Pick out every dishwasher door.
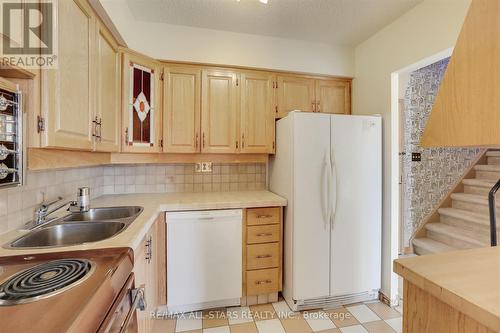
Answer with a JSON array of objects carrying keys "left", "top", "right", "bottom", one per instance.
[{"left": 166, "top": 209, "right": 242, "bottom": 313}]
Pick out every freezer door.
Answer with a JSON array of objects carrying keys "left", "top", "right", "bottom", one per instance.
[
  {"left": 329, "top": 115, "right": 382, "bottom": 296},
  {"left": 291, "top": 112, "right": 331, "bottom": 300}
]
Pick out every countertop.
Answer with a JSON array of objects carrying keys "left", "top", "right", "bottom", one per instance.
[
  {"left": 0, "top": 191, "right": 286, "bottom": 257},
  {"left": 394, "top": 247, "right": 500, "bottom": 331}
]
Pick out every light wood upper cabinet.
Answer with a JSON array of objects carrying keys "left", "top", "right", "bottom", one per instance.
[
  {"left": 201, "top": 69, "right": 239, "bottom": 153},
  {"left": 421, "top": 0, "right": 500, "bottom": 147},
  {"left": 276, "top": 75, "right": 352, "bottom": 118},
  {"left": 315, "top": 79, "right": 351, "bottom": 115},
  {"left": 41, "top": 0, "right": 95, "bottom": 150},
  {"left": 240, "top": 72, "right": 275, "bottom": 153},
  {"left": 163, "top": 67, "right": 201, "bottom": 153},
  {"left": 121, "top": 51, "right": 162, "bottom": 153},
  {"left": 95, "top": 22, "right": 120, "bottom": 152},
  {"left": 277, "top": 75, "right": 315, "bottom": 117}
]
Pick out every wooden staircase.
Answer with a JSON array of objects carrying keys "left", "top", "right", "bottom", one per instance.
[{"left": 412, "top": 150, "right": 500, "bottom": 255}]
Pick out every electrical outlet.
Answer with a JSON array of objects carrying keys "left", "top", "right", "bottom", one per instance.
[
  {"left": 195, "top": 162, "right": 213, "bottom": 173},
  {"left": 412, "top": 152, "right": 422, "bottom": 162}
]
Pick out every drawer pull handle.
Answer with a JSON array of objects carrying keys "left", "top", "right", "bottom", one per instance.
[
  {"left": 257, "top": 215, "right": 273, "bottom": 219},
  {"left": 256, "top": 233, "right": 273, "bottom": 237},
  {"left": 256, "top": 254, "right": 272, "bottom": 259},
  {"left": 255, "top": 279, "right": 272, "bottom": 285}
]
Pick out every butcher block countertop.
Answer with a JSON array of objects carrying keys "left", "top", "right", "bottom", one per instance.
[
  {"left": 0, "top": 191, "right": 286, "bottom": 257},
  {"left": 394, "top": 247, "right": 500, "bottom": 332}
]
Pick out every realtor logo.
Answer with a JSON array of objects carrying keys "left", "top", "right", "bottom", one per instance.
[{"left": 1, "top": 0, "right": 58, "bottom": 68}]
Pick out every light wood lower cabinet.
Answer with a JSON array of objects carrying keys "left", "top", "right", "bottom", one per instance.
[
  {"left": 243, "top": 207, "right": 283, "bottom": 297},
  {"left": 133, "top": 214, "right": 166, "bottom": 333}
]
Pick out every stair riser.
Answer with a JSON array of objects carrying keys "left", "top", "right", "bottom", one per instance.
[
  {"left": 440, "top": 215, "right": 490, "bottom": 233},
  {"left": 427, "top": 230, "right": 483, "bottom": 249},
  {"left": 451, "top": 200, "right": 500, "bottom": 216},
  {"left": 475, "top": 170, "right": 500, "bottom": 180},
  {"left": 463, "top": 185, "right": 490, "bottom": 195},
  {"left": 487, "top": 156, "right": 500, "bottom": 165},
  {"left": 413, "top": 245, "right": 432, "bottom": 256}
]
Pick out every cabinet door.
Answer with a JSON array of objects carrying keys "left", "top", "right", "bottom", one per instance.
[
  {"left": 41, "top": 0, "right": 95, "bottom": 150},
  {"left": 122, "top": 51, "right": 162, "bottom": 153},
  {"left": 95, "top": 23, "right": 120, "bottom": 152},
  {"left": 163, "top": 67, "right": 201, "bottom": 153},
  {"left": 240, "top": 72, "right": 275, "bottom": 153},
  {"left": 315, "top": 79, "right": 351, "bottom": 114},
  {"left": 201, "top": 70, "right": 239, "bottom": 153},
  {"left": 133, "top": 234, "right": 150, "bottom": 333},
  {"left": 276, "top": 75, "right": 315, "bottom": 118}
]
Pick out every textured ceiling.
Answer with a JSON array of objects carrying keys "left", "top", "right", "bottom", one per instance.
[{"left": 125, "top": 0, "right": 422, "bottom": 46}]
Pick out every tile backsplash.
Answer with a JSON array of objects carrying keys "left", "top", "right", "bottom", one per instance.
[
  {"left": 0, "top": 166, "right": 104, "bottom": 234},
  {"left": 101, "top": 163, "right": 267, "bottom": 195},
  {"left": 0, "top": 163, "right": 267, "bottom": 234}
]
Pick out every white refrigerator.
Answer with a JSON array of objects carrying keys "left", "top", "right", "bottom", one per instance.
[{"left": 269, "top": 111, "right": 382, "bottom": 311}]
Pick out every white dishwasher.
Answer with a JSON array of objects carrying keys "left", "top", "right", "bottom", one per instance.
[{"left": 166, "top": 209, "right": 242, "bottom": 313}]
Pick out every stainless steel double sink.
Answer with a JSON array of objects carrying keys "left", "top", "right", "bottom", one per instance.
[{"left": 6, "top": 206, "right": 143, "bottom": 249}]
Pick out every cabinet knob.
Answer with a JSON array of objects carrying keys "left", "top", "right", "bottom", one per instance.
[
  {"left": 312, "top": 102, "right": 316, "bottom": 112},
  {"left": 256, "top": 254, "right": 272, "bottom": 259},
  {"left": 195, "top": 133, "right": 199, "bottom": 149},
  {"left": 316, "top": 101, "right": 321, "bottom": 112},
  {"left": 256, "top": 233, "right": 273, "bottom": 237},
  {"left": 257, "top": 214, "right": 272, "bottom": 219}
]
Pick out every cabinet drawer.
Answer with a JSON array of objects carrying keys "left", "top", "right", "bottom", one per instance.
[
  {"left": 246, "top": 268, "right": 280, "bottom": 296},
  {"left": 247, "top": 243, "right": 280, "bottom": 270},
  {"left": 247, "top": 225, "right": 280, "bottom": 244},
  {"left": 246, "top": 207, "right": 280, "bottom": 226}
]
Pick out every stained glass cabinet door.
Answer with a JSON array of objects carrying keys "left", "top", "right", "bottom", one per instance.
[{"left": 121, "top": 51, "right": 161, "bottom": 153}]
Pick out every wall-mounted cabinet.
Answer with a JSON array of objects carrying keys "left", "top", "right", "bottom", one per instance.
[
  {"left": 38, "top": 0, "right": 121, "bottom": 152},
  {"left": 201, "top": 69, "right": 239, "bottom": 154},
  {"left": 240, "top": 71, "right": 275, "bottom": 154},
  {"left": 163, "top": 66, "right": 201, "bottom": 153},
  {"left": 95, "top": 22, "right": 120, "bottom": 152},
  {"left": 276, "top": 75, "right": 351, "bottom": 118},
  {"left": 162, "top": 66, "right": 275, "bottom": 155},
  {"left": 121, "top": 51, "right": 162, "bottom": 153},
  {"left": 41, "top": 0, "right": 95, "bottom": 150}
]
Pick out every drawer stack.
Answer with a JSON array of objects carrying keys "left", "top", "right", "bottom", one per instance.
[{"left": 244, "top": 207, "right": 282, "bottom": 297}]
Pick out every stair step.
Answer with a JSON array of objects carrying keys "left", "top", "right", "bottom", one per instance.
[
  {"left": 474, "top": 165, "right": 500, "bottom": 179},
  {"left": 425, "top": 223, "right": 489, "bottom": 249},
  {"left": 438, "top": 207, "right": 489, "bottom": 227},
  {"left": 475, "top": 164, "right": 500, "bottom": 172},
  {"left": 450, "top": 193, "right": 500, "bottom": 215},
  {"left": 462, "top": 178, "right": 496, "bottom": 188},
  {"left": 413, "top": 237, "right": 457, "bottom": 255},
  {"left": 463, "top": 178, "right": 496, "bottom": 195},
  {"left": 486, "top": 151, "right": 500, "bottom": 157}
]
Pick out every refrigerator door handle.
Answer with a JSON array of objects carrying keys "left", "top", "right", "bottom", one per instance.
[
  {"left": 322, "top": 151, "right": 331, "bottom": 228},
  {"left": 330, "top": 149, "right": 338, "bottom": 230}
]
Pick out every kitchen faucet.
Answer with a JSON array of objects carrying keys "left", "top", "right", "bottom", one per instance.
[{"left": 31, "top": 187, "right": 91, "bottom": 228}]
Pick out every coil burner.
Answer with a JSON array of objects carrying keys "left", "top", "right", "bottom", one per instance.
[{"left": 0, "top": 259, "right": 94, "bottom": 305}]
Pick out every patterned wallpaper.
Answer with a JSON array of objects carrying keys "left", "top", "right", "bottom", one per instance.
[{"left": 401, "top": 57, "right": 482, "bottom": 246}]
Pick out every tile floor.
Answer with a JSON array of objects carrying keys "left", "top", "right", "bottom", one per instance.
[{"left": 152, "top": 299, "right": 402, "bottom": 333}]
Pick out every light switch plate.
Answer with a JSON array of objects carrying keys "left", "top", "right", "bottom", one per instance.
[{"left": 195, "top": 162, "right": 213, "bottom": 173}]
